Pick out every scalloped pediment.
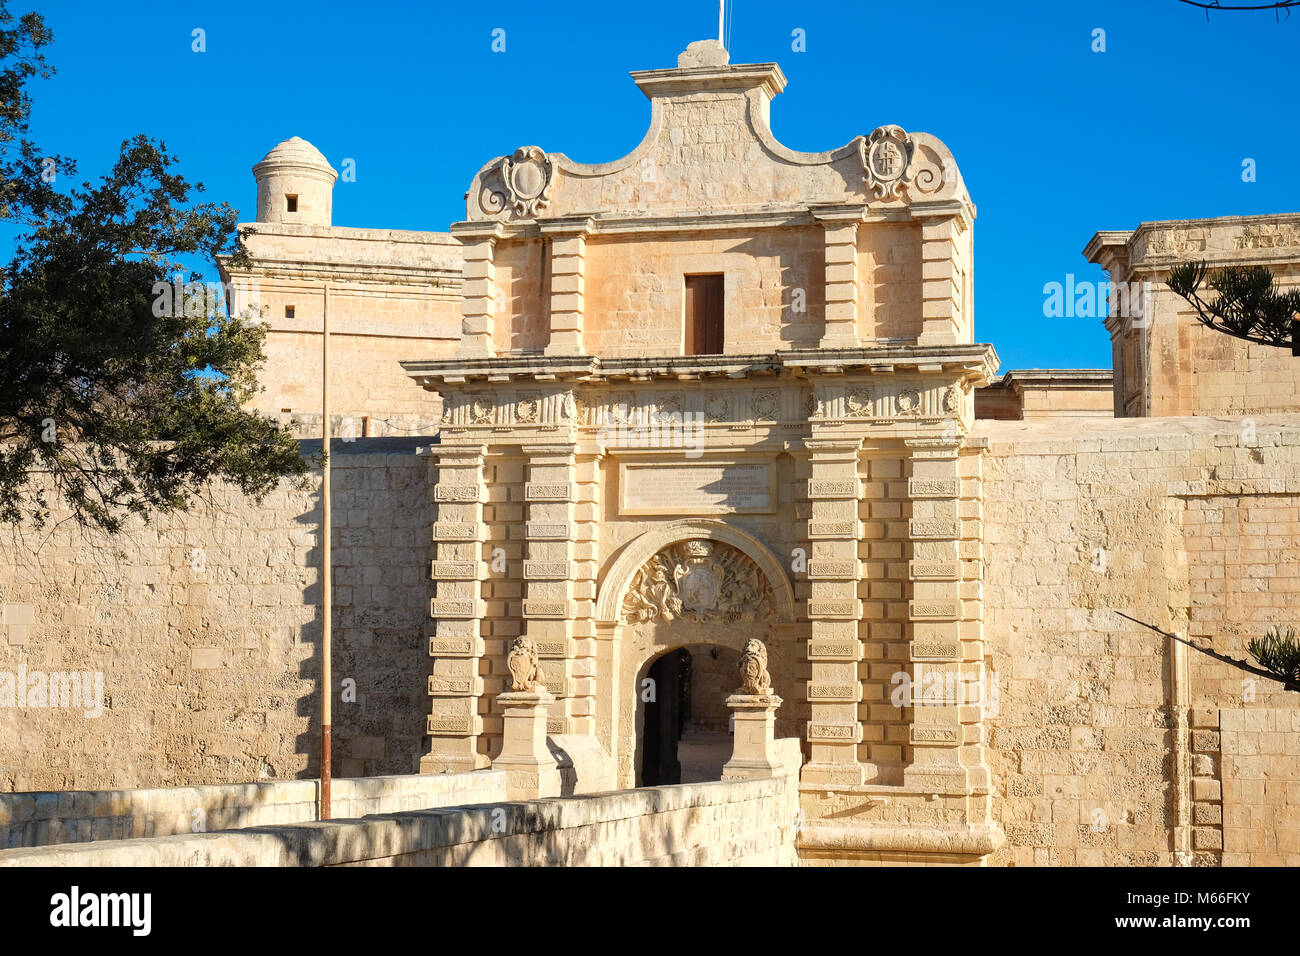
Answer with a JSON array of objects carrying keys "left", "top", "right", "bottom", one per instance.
[{"left": 464, "top": 41, "right": 970, "bottom": 224}]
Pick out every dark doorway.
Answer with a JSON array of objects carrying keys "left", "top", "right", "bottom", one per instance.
[{"left": 641, "top": 648, "right": 691, "bottom": 786}]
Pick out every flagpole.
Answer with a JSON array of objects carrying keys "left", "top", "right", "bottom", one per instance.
[{"left": 718, "top": 0, "right": 724, "bottom": 45}]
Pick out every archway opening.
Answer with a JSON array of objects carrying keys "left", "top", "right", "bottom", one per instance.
[{"left": 637, "top": 642, "right": 740, "bottom": 786}]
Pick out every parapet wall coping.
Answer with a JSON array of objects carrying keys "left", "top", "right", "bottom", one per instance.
[{"left": 0, "top": 771, "right": 792, "bottom": 867}]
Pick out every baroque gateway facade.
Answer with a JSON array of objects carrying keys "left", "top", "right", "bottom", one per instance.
[{"left": 3, "top": 40, "right": 1300, "bottom": 867}]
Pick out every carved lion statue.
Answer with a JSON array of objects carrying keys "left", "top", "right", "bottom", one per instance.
[
  {"left": 507, "top": 636, "right": 543, "bottom": 692},
  {"left": 737, "top": 638, "right": 771, "bottom": 695}
]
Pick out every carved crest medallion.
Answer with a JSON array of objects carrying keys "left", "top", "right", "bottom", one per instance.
[
  {"left": 654, "top": 393, "right": 683, "bottom": 423},
  {"left": 705, "top": 394, "right": 731, "bottom": 423},
  {"left": 846, "top": 387, "right": 874, "bottom": 417},
  {"left": 752, "top": 389, "right": 780, "bottom": 421},
  {"left": 862, "top": 126, "right": 915, "bottom": 201},
  {"left": 622, "top": 539, "right": 776, "bottom": 626},
  {"left": 501, "top": 146, "right": 554, "bottom": 218},
  {"left": 515, "top": 394, "right": 539, "bottom": 424}
]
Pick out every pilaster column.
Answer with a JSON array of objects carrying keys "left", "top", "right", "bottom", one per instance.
[
  {"left": 903, "top": 437, "right": 977, "bottom": 791},
  {"left": 813, "top": 206, "right": 866, "bottom": 349},
  {"left": 802, "top": 438, "right": 866, "bottom": 786},
  {"left": 594, "top": 619, "right": 622, "bottom": 781},
  {"left": 915, "top": 207, "right": 969, "bottom": 347},
  {"left": 422, "top": 444, "right": 491, "bottom": 773},
  {"left": 456, "top": 228, "right": 502, "bottom": 358},
  {"left": 571, "top": 450, "right": 602, "bottom": 735},
  {"left": 542, "top": 219, "right": 592, "bottom": 356},
  {"left": 520, "top": 445, "right": 582, "bottom": 738}
]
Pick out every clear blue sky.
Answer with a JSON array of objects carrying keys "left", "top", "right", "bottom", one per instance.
[{"left": 22, "top": 0, "right": 1300, "bottom": 370}]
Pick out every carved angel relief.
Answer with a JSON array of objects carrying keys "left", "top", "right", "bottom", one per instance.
[{"left": 622, "top": 540, "right": 776, "bottom": 626}]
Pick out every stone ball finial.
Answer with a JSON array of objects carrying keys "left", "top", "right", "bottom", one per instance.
[
  {"left": 737, "top": 638, "right": 772, "bottom": 695},
  {"left": 677, "top": 38, "right": 729, "bottom": 69}
]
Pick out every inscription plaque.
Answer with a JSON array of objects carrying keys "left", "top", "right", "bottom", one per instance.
[{"left": 620, "top": 461, "right": 775, "bottom": 515}]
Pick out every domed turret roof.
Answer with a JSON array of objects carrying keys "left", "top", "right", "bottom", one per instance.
[{"left": 253, "top": 136, "right": 336, "bottom": 177}]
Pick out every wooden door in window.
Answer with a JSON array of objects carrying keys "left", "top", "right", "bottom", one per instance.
[{"left": 684, "top": 274, "right": 724, "bottom": 355}]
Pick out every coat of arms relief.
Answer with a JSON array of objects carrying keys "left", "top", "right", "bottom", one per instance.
[{"left": 621, "top": 539, "right": 776, "bottom": 626}]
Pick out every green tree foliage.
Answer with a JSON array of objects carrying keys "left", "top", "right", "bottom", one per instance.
[
  {"left": 0, "top": 3, "right": 307, "bottom": 533},
  {"left": 1167, "top": 261, "right": 1300, "bottom": 353},
  {"left": 1249, "top": 625, "right": 1300, "bottom": 684}
]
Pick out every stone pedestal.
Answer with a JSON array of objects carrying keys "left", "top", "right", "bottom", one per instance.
[
  {"left": 494, "top": 690, "right": 561, "bottom": 800},
  {"left": 722, "top": 693, "right": 784, "bottom": 780}
]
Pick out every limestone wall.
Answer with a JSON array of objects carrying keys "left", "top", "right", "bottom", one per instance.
[
  {"left": 4, "top": 413, "right": 1299, "bottom": 867},
  {"left": 0, "top": 440, "right": 434, "bottom": 792},
  {"left": 0, "top": 772, "right": 797, "bottom": 867},
  {"left": 220, "top": 223, "right": 461, "bottom": 436},
  {"left": 857, "top": 222, "right": 923, "bottom": 341},
  {"left": 1087, "top": 214, "right": 1300, "bottom": 418},
  {"left": 581, "top": 229, "right": 827, "bottom": 356},
  {"left": 0, "top": 770, "right": 505, "bottom": 850},
  {"left": 978, "top": 414, "right": 1300, "bottom": 866},
  {"left": 1217, "top": 708, "right": 1300, "bottom": 865}
]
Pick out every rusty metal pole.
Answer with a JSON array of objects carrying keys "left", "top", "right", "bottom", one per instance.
[{"left": 321, "top": 283, "right": 333, "bottom": 820}]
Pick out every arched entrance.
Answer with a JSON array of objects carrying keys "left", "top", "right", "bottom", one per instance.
[
  {"left": 637, "top": 642, "right": 741, "bottom": 786},
  {"left": 594, "top": 520, "right": 797, "bottom": 789}
]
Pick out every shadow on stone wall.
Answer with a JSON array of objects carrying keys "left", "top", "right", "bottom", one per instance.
[{"left": 292, "top": 439, "right": 436, "bottom": 780}]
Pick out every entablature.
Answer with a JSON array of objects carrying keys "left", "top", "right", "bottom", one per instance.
[{"left": 403, "top": 344, "right": 998, "bottom": 390}]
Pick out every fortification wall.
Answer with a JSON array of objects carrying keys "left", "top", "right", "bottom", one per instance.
[
  {"left": 0, "top": 440, "right": 433, "bottom": 792},
  {"left": 979, "top": 414, "right": 1300, "bottom": 866},
  {"left": 3, "top": 417, "right": 1298, "bottom": 867}
]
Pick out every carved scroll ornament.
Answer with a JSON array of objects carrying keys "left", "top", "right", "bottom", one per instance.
[{"left": 621, "top": 539, "right": 776, "bottom": 626}]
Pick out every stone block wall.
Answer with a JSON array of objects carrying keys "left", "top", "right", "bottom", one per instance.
[
  {"left": 0, "top": 440, "right": 434, "bottom": 792},
  {"left": 857, "top": 221, "right": 923, "bottom": 342},
  {"left": 581, "top": 229, "right": 827, "bottom": 356},
  {"left": 0, "top": 770, "right": 797, "bottom": 867},
  {"left": 855, "top": 450, "right": 913, "bottom": 782},
  {"left": 224, "top": 223, "right": 463, "bottom": 436},
  {"left": 0, "top": 771, "right": 505, "bottom": 850},
  {"left": 251, "top": 329, "right": 449, "bottom": 437},
  {"left": 1217, "top": 707, "right": 1300, "bottom": 865},
  {"left": 979, "top": 414, "right": 1300, "bottom": 866},
  {"left": 1087, "top": 214, "right": 1300, "bottom": 418},
  {"left": 492, "top": 238, "right": 549, "bottom": 353}
]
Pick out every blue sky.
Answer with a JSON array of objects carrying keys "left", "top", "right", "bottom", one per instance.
[{"left": 21, "top": 0, "right": 1300, "bottom": 370}]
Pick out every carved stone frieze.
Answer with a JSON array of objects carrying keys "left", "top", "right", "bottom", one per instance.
[
  {"left": 621, "top": 539, "right": 776, "bottom": 625},
  {"left": 515, "top": 392, "right": 540, "bottom": 423},
  {"left": 846, "top": 387, "right": 873, "bottom": 417}
]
